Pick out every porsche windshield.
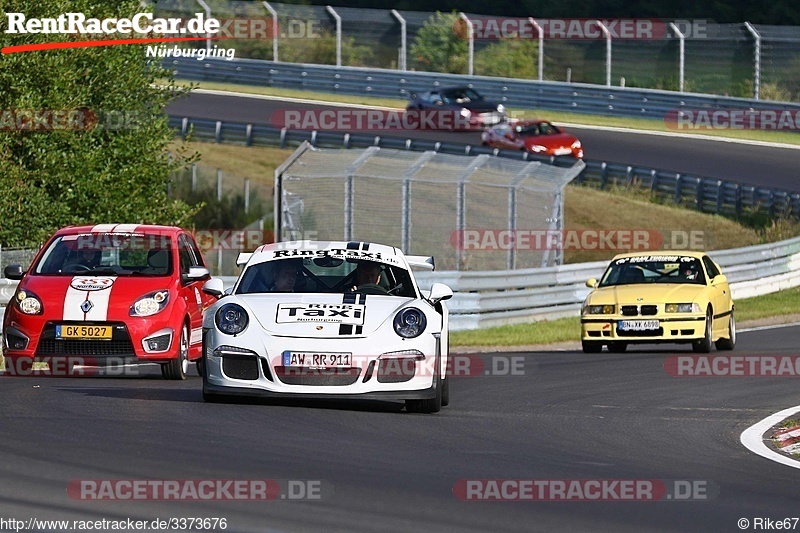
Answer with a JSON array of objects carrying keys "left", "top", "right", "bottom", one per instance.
[
  {"left": 236, "top": 257, "right": 417, "bottom": 297},
  {"left": 34, "top": 233, "right": 173, "bottom": 276},
  {"left": 599, "top": 256, "right": 706, "bottom": 286}
]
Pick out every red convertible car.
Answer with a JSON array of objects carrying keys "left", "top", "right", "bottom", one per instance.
[
  {"left": 2, "top": 224, "right": 217, "bottom": 379},
  {"left": 481, "top": 120, "right": 584, "bottom": 158}
]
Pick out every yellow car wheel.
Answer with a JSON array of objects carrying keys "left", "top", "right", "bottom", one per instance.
[
  {"left": 715, "top": 312, "right": 736, "bottom": 351},
  {"left": 582, "top": 340, "right": 603, "bottom": 353},
  {"left": 692, "top": 309, "right": 713, "bottom": 353}
]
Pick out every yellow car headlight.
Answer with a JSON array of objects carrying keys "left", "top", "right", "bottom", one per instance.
[
  {"left": 665, "top": 303, "right": 701, "bottom": 313},
  {"left": 585, "top": 304, "right": 615, "bottom": 315}
]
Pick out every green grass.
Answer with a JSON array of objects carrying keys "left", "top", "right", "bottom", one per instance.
[
  {"left": 181, "top": 79, "right": 800, "bottom": 146},
  {"left": 450, "top": 288, "right": 800, "bottom": 347},
  {"left": 450, "top": 316, "right": 581, "bottom": 347},
  {"left": 735, "top": 286, "right": 800, "bottom": 322}
]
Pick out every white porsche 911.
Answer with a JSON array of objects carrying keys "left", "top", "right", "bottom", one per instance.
[{"left": 200, "top": 241, "right": 454, "bottom": 413}]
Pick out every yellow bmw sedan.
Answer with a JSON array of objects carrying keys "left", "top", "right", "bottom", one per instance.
[{"left": 581, "top": 251, "right": 735, "bottom": 353}]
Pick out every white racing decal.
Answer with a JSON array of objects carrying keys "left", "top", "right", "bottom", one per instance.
[
  {"left": 113, "top": 224, "right": 140, "bottom": 233},
  {"left": 90, "top": 224, "right": 117, "bottom": 233},
  {"left": 190, "top": 327, "right": 203, "bottom": 345},
  {"left": 64, "top": 277, "right": 116, "bottom": 321},
  {"left": 276, "top": 303, "right": 365, "bottom": 325},
  {"left": 70, "top": 277, "right": 115, "bottom": 291}
]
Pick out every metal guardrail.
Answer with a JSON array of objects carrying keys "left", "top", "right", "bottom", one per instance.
[
  {"left": 167, "top": 57, "right": 800, "bottom": 120},
  {"left": 411, "top": 236, "right": 800, "bottom": 330},
  {"left": 169, "top": 115, "right": 800, "bottom": 220},
  {"left": 3, "top": 237, "right": 799, "bottom": 331}
]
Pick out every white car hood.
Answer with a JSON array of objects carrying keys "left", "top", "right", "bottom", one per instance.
[{"left": 237, "top": 293, "right": 416, "bottom": 338}]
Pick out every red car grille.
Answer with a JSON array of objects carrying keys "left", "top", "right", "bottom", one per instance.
[{"left": 35, "top": 322, "right": 135, "bottom": 356}]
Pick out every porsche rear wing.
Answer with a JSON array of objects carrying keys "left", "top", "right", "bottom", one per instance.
[
  {"left": 405, "top": 255, "right": 435, "bottom": 271},
  {"left": 236, "top": 252, "right": 252, "bottom": 266}
]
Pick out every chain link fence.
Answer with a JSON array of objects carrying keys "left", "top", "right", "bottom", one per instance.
[
  {"left": 168, "top": 161, "right": 273, "bottom": 275},
  {"left": 151, "top": 1, "right": 800, "bottom": 101},
  {"left": 276, "top": 143, "right": 584, "bottom": 271}
]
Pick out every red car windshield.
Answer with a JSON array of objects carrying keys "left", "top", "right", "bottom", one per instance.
[
  {"left": 516, "top": 123, "right": 559, "bottom": 136},
  {"left": 33, "top": 233, "right": 173, "bottom": 276}
]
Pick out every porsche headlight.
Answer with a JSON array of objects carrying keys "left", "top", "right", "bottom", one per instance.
[
  {"left": 529, "top": 144, "right": 547, "bottom": 152},
  {"left": 460, "top": 108, "right": 471, "bottom": 118},
  {"left": 665, "top": 303, "right": 701, "bottom": 313},
  {"left": 130, "top": 290, "right": 169, "bottom": 317},
  {"left": 16, "top": 290, "right": 42, "bottom": 315},
  {"left": 584, "top": 304, "right": 615, "bottom": 315},
  {"left": 215, "top": 303, "right": 249, "bottom": 335},
  {"left": 571, "top": 140, "right": 582, "bottom": 149},
  {"left": 393, "top": 307, "right": 427, "bottom": 339}
]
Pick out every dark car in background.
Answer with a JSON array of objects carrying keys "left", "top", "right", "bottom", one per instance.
[
  {"left": 481, "top": 119, "right": 584, "bottom": 158},
  {"left": 406, "top": 86, "right": 507, "bottom": 130}
]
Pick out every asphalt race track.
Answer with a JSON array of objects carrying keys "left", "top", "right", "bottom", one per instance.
[
  {"left": 2, "top": 325, "right": 798, "bottom": 532},
  {"left": 166, "top": 91, "right": 800, "bottom": 191}
]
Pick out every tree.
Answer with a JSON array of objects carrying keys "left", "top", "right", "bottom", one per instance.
[
  {"left": 0, "top": 0, "right": 198, "bottom": 247},
  {"left": 474, "top": 39, "right": 540, "bottom": 79},
  {"left": 409, "top": 11, "right": 467, "bottom": 74}
]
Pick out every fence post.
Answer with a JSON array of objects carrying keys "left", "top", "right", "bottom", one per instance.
[
  {"left": 400, "top": 152, "right": 435, "bottom": 254},
  {"left": 217, "top": 169, "right": 223, "bottom": 202},
  {"left": 596, "top": 21, "right": 612, "bottom": 86},
  {"left": 455, "top": 155, "right": 489, "bottom": 270},
  {"left": 262, "top": 2, "right": 279, "bottom": 62},
  {"left": 326, "top": 6, "right": 342, "bottom": 67},
  {"left": 459, "top": 13, "right": 474, "bottom": 76},
  {"left": 244, "top": 178, "right": 250, "bottom": 214},
  {"left": 195, "top": 0, "right": 212, "bottom": 53},
  {"left": 669, "top": 22, "right": 685, "bottom": 92},
  {"left": 695, "top": 178, "right": 704, "bottom": 211},
  {"left": 744, "top": 22, "right": 761, "bottom": 100},
  {"left": 391, "top": 10, "right": 407, "bottom": 71},
  {"left": 529, "top": 18, "right": 544, "bottom": 81},
  {"left": 343, "top": 147, "right": 379, "bottom": 241}
]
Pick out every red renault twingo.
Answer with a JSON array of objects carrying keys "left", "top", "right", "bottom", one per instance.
[{"left": 2, "top": 224, "right": 217, "bottom": 379}]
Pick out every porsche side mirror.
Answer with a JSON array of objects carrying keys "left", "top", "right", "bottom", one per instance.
[
  {"left": 428, "top": 283, "right": 453, "bottom": 305},
  {"left": 586, "top": 278, "right": 598, "bottom": 288},
  {"left": 711, "top": 274, "right": 728, "bottom": 286},
  {"left": 202, "top": 278, "right": 225, "bottom": 298}
]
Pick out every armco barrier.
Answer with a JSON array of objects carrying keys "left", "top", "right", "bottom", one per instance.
[
  {"left": 2, "top": 236, "right": 799, "bottom": 331},
  {"left": 166, "top": 57, "right": 800, "bottom": 121},
  {"left": 169, "top": 115, "right": 800, "bottom": 220},
  {"left": 411, "top": 235, "right": 800, "bottom": 330}
]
